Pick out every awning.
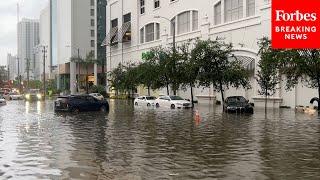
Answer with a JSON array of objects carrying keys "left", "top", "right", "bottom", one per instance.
[
  {"left": 101, "top": 26, "right": 118, "bottom": 46},
  {"left": 118, "top": 22, "right": 131, "bottom": 42},
  {"left": 229, "top": 55, "right": 255, "bottom": 70}
]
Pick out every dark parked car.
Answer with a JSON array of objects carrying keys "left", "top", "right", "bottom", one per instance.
[
  {"left": 54, "top": 95, "right": 109, "bottom": 113},
  {"left": 223, "top": 96, "right": 254, "bottom": 114}
]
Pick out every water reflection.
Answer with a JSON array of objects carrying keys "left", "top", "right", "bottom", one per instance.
[{"left": 0, "top": 100, "right": 319, "bottom": 179}]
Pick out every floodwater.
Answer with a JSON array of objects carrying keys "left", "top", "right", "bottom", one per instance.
[{"left": 0, "top": 100, "right": 320, "bottom": 179}]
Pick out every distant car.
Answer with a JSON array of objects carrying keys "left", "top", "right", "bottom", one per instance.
[
  {"left": 5, "top": 92, "right": 23, "bottom": 100},
  {"left": 0, "top": 96, "right": 6, "bottom": 105},
  {"left": 54, "top": 94, "right": 109, "bottom": 113},
  {"left": 155, "top": 95, "right": 192, "bottom": 109},
  {"left": 25, "top": 89, "right": 43, "bottom": 101},
  {"left": 134, "top": 96, "right": 156, "bottom": 107},
  {"left": 89, "top": 93, "right": 104, "bottom": 101},
  {"left": 223, "top": 96, "right": 254, "bottom": 114}
]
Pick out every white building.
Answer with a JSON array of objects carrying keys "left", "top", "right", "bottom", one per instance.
[
  {"left": 51, "top": 0, "right": 106, "bottom": 94},
  {"left": 7, "top": 53, "right": 17, "bottom": 81},
  {"left": 17, "top": 18, "right": 40, "bottom": 80},
  {"left": 105, "top": 0, "right": 318, "bottom": 108},
  {"left": 39, "top": 5, "right": 52, "bottom": 81}
]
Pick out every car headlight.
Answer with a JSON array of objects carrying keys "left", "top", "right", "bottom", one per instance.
[
  {"left": 25, "top": 94, "right": 30, "bottom": 99},
  {"left": 37, "top": 94, "right": 42, "bottom": 99}
]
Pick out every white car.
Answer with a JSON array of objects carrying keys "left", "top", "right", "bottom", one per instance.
[
  {"left": 5, "top": 92, "right": 23, "bottom": 100},
  {"left": 134, "top": 96, "right": 157, "bottom": 107},
  {"left": 89, "top": 93, "right": 104, "bottom": 101},
  {"left": 155, "top": 95, "right": 192, "bottom": 109},
  {"left": 0, "top": 96, "right": 6, "bottom": 105}
]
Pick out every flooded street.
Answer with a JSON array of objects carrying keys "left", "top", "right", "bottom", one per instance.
[{"left": 0, "top": 100, "right": 320, "bottom": 179}]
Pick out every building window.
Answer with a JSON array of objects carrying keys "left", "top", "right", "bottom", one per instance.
[
  {"left": 177, "top": 11, "right": 190, "bottom": 34},
  {"left": 145, "top": 23, "right": 155, "bottom": 42},
  {"left": 91, "top": 40, "right": 95, "bottom": 47},
  {"left": 90, "top": 9, "right": 94, "bottom": 16},
  {"left": 156, "top": 23, "right": 160, "bottom": 39},
  {"left": 111, "top": 18, "right": 118, "bottom": 44},
  {"left": 192, "top": 11, "right": 198, "bottom": 31},
  {"left": 224, "top": 0, "right": 243, "bottom": 22},
  {"left": 140, "top": 28, "right": 144, "bottom": 43},
  {"left": 91, "top": 30, "right": 95, "bottom": 37},
  {"left": 91, "top": 19, "right": 95, "bottom": 26},
  {"left": 140, "top": 0, "right": 145, "bottom": 14},
  {"left": 111, "top": 18, "right": 118, "bottom": 28},
  {"left": 123, "top": 13, "right": 131, "bottom": 23},
  {"left": 247, "top": 0, "right": 255, "bottom": 17},
  {"left": 214, "top": 2, "right": 222, "bottom": 25},
  {"left": 90, "top": 0, "right": 94, "bottom": 6},
  {"left": 154, "top": 0, "right": 160, "bottom": 8}
]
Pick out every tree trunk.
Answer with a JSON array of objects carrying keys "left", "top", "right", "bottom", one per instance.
[
  {"left": 147, "top": 86, "right": 151, "bottom": 96},
  {"left": 190, "top": 83, "right": 194, "bottom": 108},
  {"left": 265, "top": 85, "right": 268, "bottom": 113},
  {"left": 101, "top": 64, "right": 105, "bottom": 86},
  {"left": 219, "top": 80, "right": 225, "bottom": 109}
]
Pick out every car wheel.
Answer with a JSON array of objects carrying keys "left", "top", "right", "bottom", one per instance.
[
  {"left": 156, "top": 103, "right": 160, "bottom": 108},
  {"left": 100, "top": 105, "right": 107, "bottom": 112},
  {"left": 147, "top": 103, "right": 151, "bottom": 107},
  {"left": 9, "top": 97, "right": 12, "bottom": 100},
  {"left": 135, "top": 102, "right": 138, "bottom": 106},
  {"left": 171, "top": 104, "right": 175, "bottom": 109}
]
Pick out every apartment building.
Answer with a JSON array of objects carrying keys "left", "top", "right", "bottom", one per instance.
[
  {"left": 7, "top": 54, "right": 17, "bottom": 81},
  {"left": 17, "top": 18, "right": 40, "bottom": 80},
  {"left": 104, "top": 0, "right": 318, "bottom": 108}
]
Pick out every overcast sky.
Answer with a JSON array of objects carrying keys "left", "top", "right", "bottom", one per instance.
[{"left": 0, "top": 0, "right": 48, "bottom": 65}]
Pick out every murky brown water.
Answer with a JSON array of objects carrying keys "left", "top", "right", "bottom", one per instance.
[{"left": 0, "top": 99, "right": 320, "bottom": 179}]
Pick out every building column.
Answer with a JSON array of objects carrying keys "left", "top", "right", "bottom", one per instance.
[
  {"left": 70, "top": 62, "right": 76, "bottom": 94},
  {"left": 94, "top": 63, "right": 98, "bottom": 85}
]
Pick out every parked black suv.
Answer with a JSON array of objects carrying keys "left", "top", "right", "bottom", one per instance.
[
  {"left": 223, "top": 96, "right": 254, "bottom": 114},
  {"left": 54, "top": 95, "right": 109, "bottom": 113}
]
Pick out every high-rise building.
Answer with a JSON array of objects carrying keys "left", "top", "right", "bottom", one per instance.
[
  {"left": 17, "top": 18, "right": 40, "bottom": 80},
  {"left": 7, "top": 53, "right": 17, "bottom": 81},
  {"left": 48, "top": 0, "right": 106, "bottom": 94}
]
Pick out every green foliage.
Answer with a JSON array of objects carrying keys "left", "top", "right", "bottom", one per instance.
[
  {"left": 192, "top": 39, "right": 251, "bottom": 103},
  {"left": 256, "top": 37, "right": 280, "bottom": 97}
]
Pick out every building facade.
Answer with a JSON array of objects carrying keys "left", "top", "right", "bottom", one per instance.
[
  {"left": 17, "top": 18, "right": 40, "bottom": 80},
  {"left": 45, "top": 0, "right": 106, "bottom": 94},
  {"left": 7, "top": 54, "right": 17, "bottom": 81},
  {"left": 105, "top": 0, "right": 318, "bottom": 108}
]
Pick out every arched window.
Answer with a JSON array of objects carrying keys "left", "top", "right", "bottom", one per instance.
[
  {"left": 140, "top": 23, "right": 160, "bottom": 44},
  {"left": 171, "top": 10, "right": 199, "bottom": 36}
]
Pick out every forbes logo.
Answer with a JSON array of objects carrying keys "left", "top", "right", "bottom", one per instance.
[{"left": 275, "top": 10, "right": 317, "bottom": 22}]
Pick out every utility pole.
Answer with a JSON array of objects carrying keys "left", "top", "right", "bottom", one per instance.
[
  {"left": 42, "top": 46, "right": 47, "bottom": 99},
  {"left": 17, "top": 57, "right": 22, "bottom": 93},
  {"left": 25, "top": 58, "right": 30, "bottom": 90}
]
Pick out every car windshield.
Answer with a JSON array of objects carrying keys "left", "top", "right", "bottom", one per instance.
[
  {"left": 170, "top": 96, "right": 184, "bottom": 100},
  {"left": 227, "top": 97, "right": 246, "bottom": 103},
  {"left": 146, "top": 96, "right": 156, "bottom": 100},
  {"left": 28, "top": 89, "right": 40, "bottom": 94}
]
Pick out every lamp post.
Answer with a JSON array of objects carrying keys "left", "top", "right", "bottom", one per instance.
[
  {"left": 154, "top": 15, "right": 177, "bottom": 95},
  {"left": 154, "top": 15, "right": 176, "bottom": 52}
]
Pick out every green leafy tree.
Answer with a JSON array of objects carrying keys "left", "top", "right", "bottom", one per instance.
[
  {"left": 136, "top": 57, "right": 160, "bottom": 96},
  {"left": 109, "top": 63, "right": 126, "bottom": 95},
  {"left": 256, "top": 37, "right": 281, "bottom": 111},
  {"left": 279, "top": 48, "right": 320, "bottom": 110},
  {"left": 192, "top": 39, "right": 251, "bottom": 107}
]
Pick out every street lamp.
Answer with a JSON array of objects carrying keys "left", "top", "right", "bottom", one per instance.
[
  {"left": 154, "top": 15, "right": 177, "bottom": 95},
  {"left": 154, "top": 15, "right": 176, "bottom": 52}
]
